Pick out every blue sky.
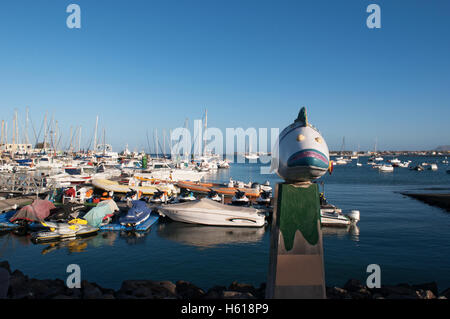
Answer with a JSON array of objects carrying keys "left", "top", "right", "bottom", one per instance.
[{"left": 0, "top": 0, "right": 449, "bottom": 152}]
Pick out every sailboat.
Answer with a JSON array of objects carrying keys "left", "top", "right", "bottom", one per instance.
[
  {"left": 245, "top": 134, "right": 259, "bottom": 160},
  {"left": 356, "top": 144, "right": 362, "bottom": 166}
]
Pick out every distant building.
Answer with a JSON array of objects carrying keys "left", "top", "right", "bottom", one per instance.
[{"left": 0, "top": 143, "right": 33, "bottom": 153}]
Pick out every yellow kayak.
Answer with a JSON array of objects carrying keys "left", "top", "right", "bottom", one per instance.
[{"left": 92, "top": 179, "right": 177, "bottom": 195}]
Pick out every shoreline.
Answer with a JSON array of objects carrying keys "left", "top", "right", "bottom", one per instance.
[{"left": 1, "top": 261, "right": 449, "bottom": 299}]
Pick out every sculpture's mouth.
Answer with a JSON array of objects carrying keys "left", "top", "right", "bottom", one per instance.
[{"left": 287, "top": 149, "right": 329, "bottom": 169}]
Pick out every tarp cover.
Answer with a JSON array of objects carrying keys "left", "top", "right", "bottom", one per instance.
[
  {"left": 119, "top": 200, "right": 151, "bottom": 225},
  {"left": 83, "top": 200, "right": 118, "bottom": 227},
  {"left": 10, "top": 199, "right": 56, "bottom": 223}
]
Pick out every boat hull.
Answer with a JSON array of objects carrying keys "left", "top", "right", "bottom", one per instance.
[{"left": 158, "top": 199, "right": 265, "bottom": 227}]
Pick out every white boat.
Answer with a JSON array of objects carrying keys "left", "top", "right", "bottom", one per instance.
[
  {"left": 158, "top": 198, "right": 266, "bottom": 227},
  {"left": 429, "top": 163, "right": 438, "bottom": 171},
  {"left": 390, "top": 158, "right": 401, "bottom": 165},
  {"left": 398, "top": 161, "right": 410, "bottom": 168},
  {"left": 245, "top": 153, "right": 260, "bottom": 160},
  {"left": 378, "top": 164, "right": 394, "bottom": 172},
  {"left": 320, "top": 210, "right": 358, "bottom": 227},
  {"left": 334, "top": 159, "right": 348, "bottom": 165},
  {"left": 374, "top": 156, "right": 384, "bottom": 161},
  {"left": 273, "top": 107, "right": 330, "bottom": 182}
]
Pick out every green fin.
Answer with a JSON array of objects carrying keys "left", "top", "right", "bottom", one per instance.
[{"left": 295, "top": 107, "right": 308, "bottom": 126}]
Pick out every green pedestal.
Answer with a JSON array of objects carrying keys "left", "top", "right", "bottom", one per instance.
[
  {"left": 142, "top": 156, "right": 148, "bottom": 169},
  {"left": 266, "top": 182, "right": 326, "bottom": 299}
]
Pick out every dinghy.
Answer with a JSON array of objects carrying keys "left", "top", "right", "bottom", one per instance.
[{"left": 158, "top": 198, "right": 266, "bottom": 227}]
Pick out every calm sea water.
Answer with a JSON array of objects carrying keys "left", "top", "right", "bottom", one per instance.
[{"left": 1, "top": 155, "right": 449, "bottom": 291}]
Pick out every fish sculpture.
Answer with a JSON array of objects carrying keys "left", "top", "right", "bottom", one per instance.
[{"left": 272, "top": 107, "right": 332, "bottom": 183}]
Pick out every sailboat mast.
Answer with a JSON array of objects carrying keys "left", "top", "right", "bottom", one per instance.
[
  {"left": 93, "top": 115, "right": 98, "bottom": 152},
  {"left": 155, "top": 128, "right": 159, "bottom": 159},
  {"left": 25, "top": 107, "right": 29, "bottom": 145},
  {"left": 203, "top": 109, "right": 207, "bottom": 156},
  {"left": 1, "top": 120, "right": 4, "bottom": 145},
  {"left": 78, "top": 126, "right": 82, "bottom": 153}
]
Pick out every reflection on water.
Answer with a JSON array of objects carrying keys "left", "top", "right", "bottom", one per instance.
[
  {"left": 157, "top": 221, "right": 267, "bottom": 248},
  {"left": 322, "top": 225, "right": 360, "bottom": 241},
  {"left": 39, "top": 237, "right": 93, "bottom": 255},
  {"left": 32, "top": 229, "right": 153, "bottom": 254},
  {"left": 119, "top": 229, "right": 151, "bottom": 245}
]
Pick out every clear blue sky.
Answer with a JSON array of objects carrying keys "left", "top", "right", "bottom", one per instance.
[{"left": 0, "top": 0, "right": 449, "bottom": 152}]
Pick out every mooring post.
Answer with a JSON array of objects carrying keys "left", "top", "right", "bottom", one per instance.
[{"left": 266, "top": 182, "right": 326, "bottom": 299}]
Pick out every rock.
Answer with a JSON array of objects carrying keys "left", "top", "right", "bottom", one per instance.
[
  {"left": 412, "top": 282, "right": 438, "bottom": 296},
  {"left": 228, "top": 281, "right": 257, "bottom": 296},
  {"left": 0, "top": 261, "right": 11, "bottom": 274},
  {"left": 118, "top": 280, "right": 178, "bottom": 299},
  {"left": 66, "top": 288, "right": 82, "bottom": 299},
  {"left": 343, "top": 279, "right": 364, "bottom": 292},
  {"left": 102, "top": 294, "right": 115, "bottom": 299},
  {"left": 8, "top": 269, "right": 32, "bottom": 299},
  {"left": 386, "top": 294, "right": 419, "bottom": 300},
  {"left": 175, "top": 280, "right": 205, "bottom": 299},
  {"left": 0, "top": 268, "right": 9, "bottom": 299},
  {"left": 222, "top": 291, "right": 255, "bottom": 299},
  {"left": 82, "top": 281, "right": 103, "bottom": 299},
  {"left": 52, "top": 294, "right": 75, "bottom": 299},
  {"left": 204, "top": 286, "right": 226, "bottom": 299},
  {"left": 416, "top": 290, "right": 436, "bottom": 299},
  {"left": 350, "top": 288, "right": 372, "bottom": 300},
  {"left": 255, "top": 283, "right": 266, "bottom": 299},
  {"left": 378, "top": 285, "right": 418, "bottom": 297},
  {"left": 439, "top": 287, "right": 450, "bottom": 299},
  {"left": 326, "top": 287, "right": 351, "bottom": 299}
]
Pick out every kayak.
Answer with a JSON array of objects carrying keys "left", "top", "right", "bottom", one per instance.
[
  {"left": 92, "top": 179, "right": 177, "bottom": 195},
  {"left": 176, "top": 181, "right": 260, "bottom": 198}
]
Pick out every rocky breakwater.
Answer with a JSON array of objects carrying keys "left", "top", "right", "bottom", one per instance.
[{"left": 1, "top": 261, "right": 449, "bottom": 299}]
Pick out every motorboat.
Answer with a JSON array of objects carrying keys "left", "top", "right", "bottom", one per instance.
[
  {"left": 319, "top": 192, "right": 360, "bottom": 227},
  {"left": 410, "top": 165, "right": 424, "bottom": 171},
  {"left": 389, "top": 158, "right": 401, "bottom": 165},
  {"left": 231, "top": 190, "right": 250, "bottom": 206},
  {"left": 429, "top": 163, "right": 438, "bottom": 171},
  {"left": 157, "top": 198, "right": 266, "bottom": 227},
  {"left": 245, "top": 153, "right": 260, "bottom": 160},
  {"left": 398, "top": 161, "right": 411, "bottom": 168},
  {"left": 272, "top": 107, "right": 331, "bottom": 183},
  {"left": 379, "top": 164, "right": 394, "bottom": 172}
]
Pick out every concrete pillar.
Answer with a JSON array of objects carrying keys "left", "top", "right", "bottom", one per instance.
[{"left": 266, "top": 182, "right": 326, "bottom": 298}]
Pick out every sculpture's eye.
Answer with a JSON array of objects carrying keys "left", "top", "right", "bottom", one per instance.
[
  {"left": 297, "top": 134, "right": 305, "bottom": 141},
  {"left": 315, "top": 137, "right": 323, "bottom": 143}
]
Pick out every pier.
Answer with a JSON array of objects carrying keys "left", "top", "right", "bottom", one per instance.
[{"left": 0, "top": 173, "right": 49, "bottom": 197}]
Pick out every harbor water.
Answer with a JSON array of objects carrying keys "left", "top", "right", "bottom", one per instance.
[{"left": 1, "top": 156, "right": 450, "bottom": 291}]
